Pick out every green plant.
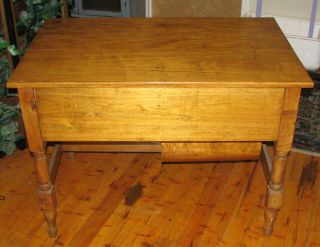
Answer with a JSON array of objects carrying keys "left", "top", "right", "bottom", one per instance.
[
  {"left": 0, "top": 33, "right": 21, "bottom": 155},
  {"left": 0, "top": 102, "right": 22, "bottom": 155},
  {"left": 0, "top": 33, "right": 20, "bottom": 96},
  {"left": 17, "top": 0, "right": 62, "bottom": 47}
]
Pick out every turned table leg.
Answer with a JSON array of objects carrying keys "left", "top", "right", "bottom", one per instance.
[
  {"left": 18, "top": 88, "right": 58, "bottom": 238},
  {"left": 263, "top": 151, "right": 287, "bottom": 235},
  {"left": 263, "top": 88, "right": 301, "bottom": 236},
  {"left": 34, "top": 152, "right": 57, "bottom": 237}
]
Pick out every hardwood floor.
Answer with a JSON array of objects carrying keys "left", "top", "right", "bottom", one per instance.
[{"left": 0, "top": 149, "right": 319, "bottom": 246}]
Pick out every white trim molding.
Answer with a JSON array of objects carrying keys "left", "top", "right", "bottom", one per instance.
[
  {"left": 145, "top": 0, "right": 152, "bottom": 17},
  {"left": 241, "top": 0, "right": 251, "bottom": 16}
]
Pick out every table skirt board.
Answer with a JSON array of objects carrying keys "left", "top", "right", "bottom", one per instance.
[
  {"left": 161, "top": 142, "right": 262, "bottom": 162},
  {"left": 34, "top": 87, "right": 285, "bottom": 142},
  {"left": 52, "top": 141, "right": 262, "bottom": 163}
]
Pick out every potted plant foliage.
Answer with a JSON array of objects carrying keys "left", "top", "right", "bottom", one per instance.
[{"left": 0, "top": 34, "right": 22, "bottom": 156}]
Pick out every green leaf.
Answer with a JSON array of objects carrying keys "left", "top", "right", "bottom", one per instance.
[
  {"left": 0, "top": 122, "right": 17, "bottom": 136},
  {"left": 0, "top": 58, "right": 9, "bottom": 67},
  {"left": 0, "top": 38, "right": 9, "bottom": 50},
  {"left": 0, "top": 140, "right": 16, "bottom": 155},
  {"left": 7, "top": 45, "right": 21, "bottom": 56},
  {"left": 1, "top": 132, "right": 17, "bottom": 142},
  {"left": 19, "top": 10, "right": 29, "bottom": 22},
  {"left": 0, "top": 102, "right": 20, "bottom": 155},
  {"left": 0, "top": 103, "right": 19, "bottom": 125}
]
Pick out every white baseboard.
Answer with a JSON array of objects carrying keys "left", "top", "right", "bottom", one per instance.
[{"left": 241, "top": 0, "right": 251, "bottom": 16}]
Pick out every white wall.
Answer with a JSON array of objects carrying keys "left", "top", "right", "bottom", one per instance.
[{"left": 249, "top": 0, "right": 320, "bottom": 20}]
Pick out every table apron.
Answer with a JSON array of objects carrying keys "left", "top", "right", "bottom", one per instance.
[{"left": 34, "top": 87, "right": 285, "bottom": 142}]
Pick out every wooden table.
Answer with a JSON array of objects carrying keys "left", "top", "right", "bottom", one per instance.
[{"left": 8, "top": 18, "right": 313, "bottom": 238}]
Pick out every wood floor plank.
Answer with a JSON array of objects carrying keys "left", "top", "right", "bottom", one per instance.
[
  {"left": 177, "top": 163, "right": 234, "bottom": 246},
  {"left": 108, "top": 163, "right": 200, "bottom": 246},
  {"left": 238, "top": 161, "right": 268, "bottom": 247},
  {"left": 90, "top": 154, "right": 162, "bottom": 246},
  {"left": 151, "top": 165, "right": 216, "bottom": 246},
  {"left": 0, "top": 149, "right": 319, "bottom": 246},
  {"left": 55, "top": 153, "right": 135, "bottom": 245},
  {"left": 218, "top": 161, "right": 265, "bottom": 246},
  {"left": 130, "top": 162, "right": 192, "bottom": 246},
  {"left": 195, "top": 162, "right": 255, "bottom": 246},
  {"left": 69, "top": 153, "right": 156, "bottom": 246},
  {"left": 284, "top": 154, "right": 320, "bottom": 247},
  {"left": 0, "top": 150, "right": 33, "bottom": 187},
  {"left": 308, "top": 158, "right": 320, "bottom": 246}
]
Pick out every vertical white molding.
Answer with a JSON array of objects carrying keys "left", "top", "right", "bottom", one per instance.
[
  {"left": 308, "top": 0, "right": 318, "bottom": 38},
  {"left": 241, "top": 0, "right": 251, "bottom": 17},
  {"left": 145, "top": 0, "right": 152, "bottom": 17},
  {"left": 255, "top": 0, "right": 263, "bottom": 17}
]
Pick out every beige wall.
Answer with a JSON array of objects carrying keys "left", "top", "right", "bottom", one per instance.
[
  {"left": 249, "top": 0, "right": 320, "bottom": 20},
  {"left": 152, "top": 0, "right": 242, "bottom": 17}
]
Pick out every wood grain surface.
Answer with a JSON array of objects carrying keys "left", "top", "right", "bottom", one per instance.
[
  {"left": 35, "top": 87, "right": 284, "bottom": 142},
  {"left": 7, "top": 18, "right": 313, "bottom": 89},
  {"left": 161, "top": 142, "right": 261, "bottom": 162},
  {"left": 0, "top": 150, "right": 319, "bottom": 246},
  {"left": 18, "top": 89, "right": 44, "bottom": 153},
  {"left": 62, "top": 142, "right": 161, "bottom": 153}
]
